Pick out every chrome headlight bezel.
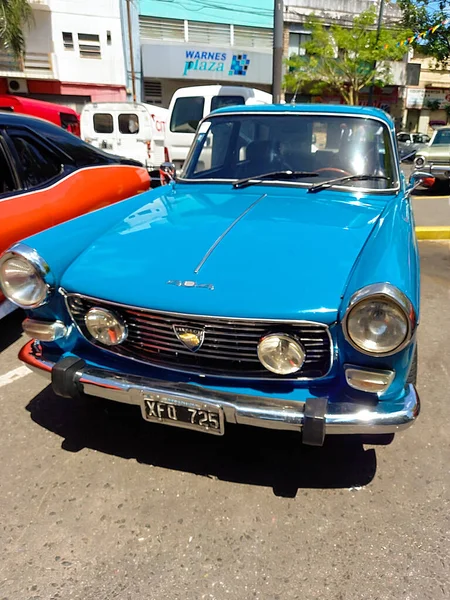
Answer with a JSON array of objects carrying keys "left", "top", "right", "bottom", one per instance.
[
  {"left": 342, "top": 283, "right": 416, "bottom": 357},
  {"left": 0, "top": 243, "right": 54, "bottom": 309},
  {"left": 414, "top": 155, "right": 426, "bottom": 168}
]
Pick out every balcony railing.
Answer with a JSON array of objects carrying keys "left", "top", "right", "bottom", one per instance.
[{"left": 0, "top": 50, "right": 54, "bottom": 78}]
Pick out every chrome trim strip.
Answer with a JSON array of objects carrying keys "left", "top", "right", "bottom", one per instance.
[
  {"left": 19, "top": 339, "right": 420, "bottom": 436},
  {"left": 341, "top": 283, "right": 416, "bottom": 357},
  {"left": 60, "top": 288, "right": 335, "bottom": 382},
  {"left": 179, "top": 111, "right": 401, "bottom": 193},
  {"left": 194, "top": 193, "right": 267, "bottom": 274},
  {"left": 0, "top": 243, "right": 54, "bottom": 309}
]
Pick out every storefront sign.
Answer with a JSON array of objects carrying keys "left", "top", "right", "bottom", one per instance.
[
  {"left": 142, "top": 43, "right": 272, "bottom": 85},
  {"left": 406, "top": 87, "right": 450, "bottom": 109}
]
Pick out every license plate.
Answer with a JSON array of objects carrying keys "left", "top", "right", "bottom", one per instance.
[{"left": 140, "top": 393, "right": 224, "bottom": 435}]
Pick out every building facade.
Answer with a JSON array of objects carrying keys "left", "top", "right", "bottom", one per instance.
[
  {"left": 0, "top": 0, "right": 128, "bottom": 111},
  {"left": 404, "top": 54, "right": 450, "bottom": 134},
  {"left": 283, "top": 0, "right": 412, "bottom": 122},
  {"left": 139, "top": 0, "right": 274, "bottom": 107}
]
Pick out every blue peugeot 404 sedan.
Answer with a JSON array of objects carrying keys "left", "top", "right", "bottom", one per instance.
[{"left": 0, "top": 104, "right": 426, "bottom": 446}]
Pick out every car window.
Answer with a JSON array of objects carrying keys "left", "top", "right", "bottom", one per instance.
[
  {"left": 170, "top": 97, "right": 205, "bottom": 133},
  {"left": 194, "top": 122, "right": 234, "bottom": 174},
  {"left": 93, "top": 113, "right": 114, "bottom": 134},
  {"left": 432, "top": 129, "right": 450, "bottom": 145},
  {"left": 8, "top": 132, "right": 62, "bottom": 188},
  {"left": 0, "top": 138, "right": 18, "bottom": 195},
  {"left": 397, "top": 133, "right": 411, "bottom": 143},
  {"left": 211, "top": 95, "right": 245, "bottom": 111},
  {"left": 119, "top": 113, "right": 139, "bottom": 134}
]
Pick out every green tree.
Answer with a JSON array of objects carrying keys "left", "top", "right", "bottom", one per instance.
[
  {"left": 398, "top": 0, "right": 450, "bottom": 67},
  {"left": 284, "top": 8, "right": 411, "bottom": 105},
  {"left": 0, "top": 0, "right": 34, "bottom": 61}
]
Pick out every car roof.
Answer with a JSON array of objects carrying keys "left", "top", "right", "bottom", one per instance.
[{"left": 210, "top": 103, "right": 395, "bottom": 126}]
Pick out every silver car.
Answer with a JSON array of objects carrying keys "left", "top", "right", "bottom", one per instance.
[{"left": 414, "top": 127, "right": 450, "bottom": 184}]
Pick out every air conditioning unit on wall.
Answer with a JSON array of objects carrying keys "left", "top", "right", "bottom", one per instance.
[{"left": 7, "top": 78, "right": 29, "bottom": 94}]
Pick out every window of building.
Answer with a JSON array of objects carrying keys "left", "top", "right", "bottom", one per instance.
[
  {"left": 170, "top": 97, "right": 205, "bottom": 134},
  {"left": 8, "top": 131, "right": 62, "bottom": 188},
  {"left": 119, "top": 114, "right": 139, "bottom": 134},
  {"left": 106, "top": 30, "right": 112, "bottom": 45},
  {"left": 78, "top": 33, "right": 101, "bottom": 59},
  {"left": 233, "top": 26, "right": 272, "bottom": 50},
  {"left": 139, "top": 17, "right": 185, "bottom": 42},
  {"left": 144, "top": 80, "right": 163, "bottom": 105},
  {"left": 62, "top": 32, "right": 74, "bottom": 50},
  {"left": 93, "top": 113, "right": 113, "bottom": 134},
  {"left": 288, "top": 32, "right": 311, "bottom": 57}
]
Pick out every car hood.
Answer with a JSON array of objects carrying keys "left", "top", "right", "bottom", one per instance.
[{"left": 61, "top": 184, "right": 388, "bottom": 322}]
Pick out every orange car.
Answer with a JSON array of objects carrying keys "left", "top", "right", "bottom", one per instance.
[{"left": 0, "top": 113, "right": 150, "bottom": 318}]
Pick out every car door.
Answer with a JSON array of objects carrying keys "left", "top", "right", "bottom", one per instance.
[{"left": 0, "top": 127, "right": 67, "bottom": 255}]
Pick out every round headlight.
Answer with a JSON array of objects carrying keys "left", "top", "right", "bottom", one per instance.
[
  {"left": 85, "top": 307, "right": 127, "bottom": 346},
  {"left": 345, "top": 297, "right": 409, "bottom": 355},
  {"left": 257, "top": 334, "right": 305, "bottom": 375},
  {"left": 0, "top": 254, "right": 49, "bottom": 308},
  {"left": 414, "top": 156, "right": 425, "bottom": 168}
]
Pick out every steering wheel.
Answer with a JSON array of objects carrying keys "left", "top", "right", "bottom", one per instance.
[{"left": 315, "top": 167, "right": 352, "bottom": 176}]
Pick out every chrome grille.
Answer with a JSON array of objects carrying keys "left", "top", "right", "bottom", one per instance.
[{"left": 66, "top": 293, "right": 332, "bottom": 379}]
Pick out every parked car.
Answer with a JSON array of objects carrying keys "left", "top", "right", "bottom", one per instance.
[
  {"left": 165, "top": 85, "right": 272, "bottom": 170},
  {"left": 0, "top": 112, "right": 150, "bottom": 319},
  {"left": 396, "top": 131, "right": 431, "bottom": 162},
  {"left": 2, "top": 105, "right": 425, "bottom": 447},
  {"left": 80, "top": 102, "right": 168, "bottom": 173},
  {"left": 0, "top": 95, "right": 80, "bottom": 136},
  {"left": 414, "top": 126, "right": 450, "bottom": 188}
]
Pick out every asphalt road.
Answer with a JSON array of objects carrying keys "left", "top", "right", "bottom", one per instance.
[
  {"left": 401, "top": 162, "right": 450, "bottom": 227},
  {"left": 0, "top": 241, "right": 449, "bottom": 600}
]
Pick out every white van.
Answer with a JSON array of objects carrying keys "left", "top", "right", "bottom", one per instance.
[
  {"left": 164, "top": 85, "right": 272, "bottom": 170},
  {"left": 80, "top": 102, "right": 168, "bottom": 170}
]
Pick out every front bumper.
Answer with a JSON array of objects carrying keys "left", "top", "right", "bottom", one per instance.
[
  {"left": 20, "top": 340, "right": 420, "bottom": 446},
  {"left": 426, "top": 164, "right": 450, "bottom": 180}
]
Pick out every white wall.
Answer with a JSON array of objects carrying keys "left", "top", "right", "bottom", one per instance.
[{"left": 48, "top": 0, "right": 126, "bottom": 86}]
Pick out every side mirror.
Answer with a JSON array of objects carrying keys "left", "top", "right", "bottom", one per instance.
[
  {"left": 159, "top": 162, "right": 176, "bottom": 186},
  {"left": 408, "top": 171, "right": 435, "bottom": 191}
]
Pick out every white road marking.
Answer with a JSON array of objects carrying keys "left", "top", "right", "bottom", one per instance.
[{"left": 0, "top": 366, "right": 31, "bottom": 388}]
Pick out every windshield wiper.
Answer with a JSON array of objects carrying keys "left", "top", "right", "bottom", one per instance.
[
  {"left": 233, "top": 170, "right": 319, "bottom": 189},
  {"left": 308, "top": 174, "right": 388, "bottom": 193}
]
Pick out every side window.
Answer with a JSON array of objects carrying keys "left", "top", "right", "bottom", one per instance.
[
  {"left": 211, "top": 95, "right": 245, "bottom": 111},
  {"left": 0, "top": 139, "right": 18, "bottom": 195},
  {"left": 119, "top": 113, "right": 139, "bottom": 134},
  {"left": 93, "top": 113, "right": 113, "bottom": 134},
  {"left": 8, "top": 132, "right": 62, "bottom": 188},
  {"left": 170, "top": 97, "right": 205, "bottom": 133}
]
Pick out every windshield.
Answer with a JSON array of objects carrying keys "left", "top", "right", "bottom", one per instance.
[
  {"left": 181, "top": 113, "right": 398, "bottom": 190},
  {"left": 432, "top": 129, "right": 450, "bottom": 145}
]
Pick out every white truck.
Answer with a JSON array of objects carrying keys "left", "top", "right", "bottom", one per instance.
[
  {"left": 80, "top": 102, "right": 168, "bottom": 171},
  {"left": 164, "top": 85, "right": 272, "bottom": 170}
]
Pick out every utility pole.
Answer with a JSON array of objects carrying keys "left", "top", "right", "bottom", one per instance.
[
  {"left": 272, "top": 0, "right": 284, "bottom": 104},
  {"left": 126, "top": 0, "right": 137, "bottom": 102},
  {"left": 368, "top": 0, "right": 385, "bottom": 106}
]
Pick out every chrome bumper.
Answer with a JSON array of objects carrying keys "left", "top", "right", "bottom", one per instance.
[
  {"left": 20, "top": 340, "right": 420, "bottom": 444},
  {"left": 429, "top": 165, "right": 450, "bottom": 179}
]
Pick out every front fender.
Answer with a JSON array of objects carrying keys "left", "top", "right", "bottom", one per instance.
[{"left": 337, "top": 193, "right": 419, "bottom": 398}]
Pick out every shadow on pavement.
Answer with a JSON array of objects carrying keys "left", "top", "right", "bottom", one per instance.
[
  {"left": 0, "top": 309, "right": 24, "bottom": 353},
  {"left": 26, "top": 387, "right": 377, "bottom": 496}
]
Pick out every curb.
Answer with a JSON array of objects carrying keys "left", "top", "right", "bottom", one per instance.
[{"left": 416, "top": 226, "right": 450, "bottom": 240}]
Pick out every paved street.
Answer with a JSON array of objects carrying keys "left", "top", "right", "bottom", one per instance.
[{"left": 0, "top": 241, "right": 448, "bottom": 600}]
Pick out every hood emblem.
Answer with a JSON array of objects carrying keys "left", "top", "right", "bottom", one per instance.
[
  {"left": 173, "top": 325, "right": 205, "bottom": 352},
  {"left": 167, "top": 279, "right": 214, "bottom": 291}
]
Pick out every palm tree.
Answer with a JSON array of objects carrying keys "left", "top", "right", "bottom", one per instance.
[{"left": 0, "top": 0, "right": 33, "bottom": 62}]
